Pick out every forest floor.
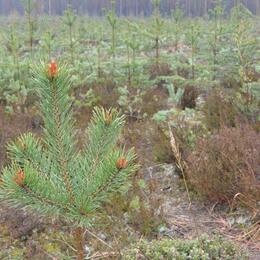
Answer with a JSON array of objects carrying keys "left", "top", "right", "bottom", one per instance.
[{"left": 0, "top": 90, "right": 259, "bottom": 259}]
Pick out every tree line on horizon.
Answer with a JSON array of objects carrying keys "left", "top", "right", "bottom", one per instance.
[{"left": 0, "top": 0, "right": 259, "bottom": 16}]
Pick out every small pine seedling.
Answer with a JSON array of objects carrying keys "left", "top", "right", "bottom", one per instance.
[{"left": 0, "top": 60, "right": 138, "bottom": 259}]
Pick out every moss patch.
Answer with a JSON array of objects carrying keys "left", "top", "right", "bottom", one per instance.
[{"left": 123, "top": 235, "right": 248, "bottom": 260}]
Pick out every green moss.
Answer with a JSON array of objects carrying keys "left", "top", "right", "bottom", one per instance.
[
  {"left": 123, "top": 235, "right": 248, "bottom": 260},
  {"left": 38, "top": 229, "right": 70, "bottom": 255},
  {"left": 9, "top": 247, "right": 25, "bottom": 260}
]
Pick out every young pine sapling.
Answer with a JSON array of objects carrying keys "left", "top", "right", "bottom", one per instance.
[
  {"left": 186, "top": 22, "right": 201, "bottom": 81},
  {"left": 63, "top": 5, "right": 77, "bottom": 65},
  {"left": 106, "top": 0, "right": 117, "bottom": 76},
  {"left": 0, "top": 61, "right": 138, "bottom": 260},
  {"left": 125, "top": 25, "right": 140, "bottom": 87},
  {"left": 151, "top": 0, "right": 164, "bottom": 70},
  {"left": 230, "top": 5, "right": 257, "bottom": 111},
  {"left": 22, "top": 0, "right": 37, "bottom": 59},
  {"left": 171, "top": 6, "right": 184, "bottom": 52},
  {"left": 207, "top": 0, "right": 224, "bottom": 79},
  {"left": 6, "top": 25, "right": 21, "bottom": 81}
]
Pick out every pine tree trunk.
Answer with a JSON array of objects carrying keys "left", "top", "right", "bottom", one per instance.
[{"left": 74, "top": 227, "right": 85, "bottom": 260}]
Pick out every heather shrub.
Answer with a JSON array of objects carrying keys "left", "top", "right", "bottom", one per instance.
[
  {"left": 180, "top": 84, "right": 199, "bottom": 109},
  {"left": 148, "top": 62, "right": 173, "bottom": 80},
  {"left": 202, "top": 88, "right": 239, "bottom": 131},
  {"left": 186, "top": 123, "right": 260, "bottom": 209}
]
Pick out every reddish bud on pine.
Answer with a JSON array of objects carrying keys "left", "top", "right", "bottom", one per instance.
[
  {"left": 48, "top": 60, "right": 58, "bottom": 78},
  {"left": 116, "top": 158, "right": 128, "bottom": 170},
  {"left": 13, "top": 170, "right": 25, "bottom": 187}
]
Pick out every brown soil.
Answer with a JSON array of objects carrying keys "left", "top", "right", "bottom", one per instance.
[{"left": 0, "top": 107, "right": 42, "bottom": 170}]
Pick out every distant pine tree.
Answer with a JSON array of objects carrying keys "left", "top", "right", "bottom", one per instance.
[{"left": 0, "top": 60, "right": 138, "bottom": 259}]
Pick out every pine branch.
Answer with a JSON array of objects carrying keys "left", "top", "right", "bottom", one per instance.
[
  {"left": 33, "top": 63, "right": 77, "bottom": 201},
  {"left": 49, "top": 78, "right": 75, "bottom": 202},
  {"left": 76, "top": 108, "right": 125, "bottom": 192},
  {"left": 91, "top": 152, "right": 137, "bottom": 205},
  {"left": 78, "top": 148, "right": 137, "bottom": 213}
]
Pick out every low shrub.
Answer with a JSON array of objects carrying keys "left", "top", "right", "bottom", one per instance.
[
  {"left": 148, "top": 62, "right": 173, "bottom": 79},
  {"left": 185, "top": 123, "right": 260, "bottom": 209},
  {"left": 180, "top": 84, "right": 199, "bottom": 109},
  {"left": 152, "top": 126, "right": 175, "bottom": 163},
  {"left": 123, "top": 235, "right": 248, "bottom": 259},
  {"left": 202, "top": 88, "right": 239, "bottom": 131}
]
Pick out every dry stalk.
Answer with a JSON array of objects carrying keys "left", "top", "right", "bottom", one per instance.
[
  {"left": 168, "top": 123, "right": 202, "bottom": 237},
  {"left": 84, "top": 228, "right": 114, "bottom": 250},
  {"left": 87, "top": 251, "right": 119, "bottom": 259},
  {"left": 232, "top": 193, "right": 259, "bottom": 214},
  {"left": 238, "top": 221, "right": 260, "bottom": 242},
  {"left": 168, "top": 123, "right": 191, "bottom": 206}
]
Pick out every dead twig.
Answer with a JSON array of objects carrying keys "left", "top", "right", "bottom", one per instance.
[
  {"left": 86, "top": 251, "right": 119, "bottom": 259},
  {"left": 84, "top": 228, "right": 114, "bottom": 251}
]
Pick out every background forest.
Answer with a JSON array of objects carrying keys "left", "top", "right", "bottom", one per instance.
[{"left": 0, "top": 0, "right": 260, "bottom": 16}]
